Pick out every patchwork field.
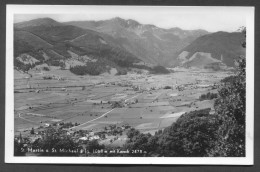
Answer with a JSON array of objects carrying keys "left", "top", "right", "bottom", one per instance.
[{"left": 14, "top": 68, "right": 231, "bottom": 136}]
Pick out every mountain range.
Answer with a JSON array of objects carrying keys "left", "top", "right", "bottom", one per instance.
[
  {"left": 14, "top": 17, "right": 245, "bottom": 72},
  {"left": 65, "top": 17, "right": 209, "bottom": 66},
  {"left": 14, "top": 18, "right": 141, "bottom": 72}
]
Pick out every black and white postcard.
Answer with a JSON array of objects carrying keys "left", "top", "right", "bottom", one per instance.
[{"left": 5, "top": 5, "right": 254, "bottom": 164}]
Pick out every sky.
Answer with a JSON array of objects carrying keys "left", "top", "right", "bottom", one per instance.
[{"left": 12, "top": 6, "right": 250, "bottom": 32}]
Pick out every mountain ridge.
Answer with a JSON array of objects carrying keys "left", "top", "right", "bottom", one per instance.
[
  {"left": 176, "top": 31, "right": 245, "bottom": 67},
  {"left": 64, "top": 17, "right": 210, "bottom": 66},
  {"left": 15, "top": 17, "right": 63, "bottom": 28},
  {"left": 14, "top": 17, "right": 145, "bottom": 74},
  {"left": 14, "top": 17, "right": 245, "bottom": 70}
]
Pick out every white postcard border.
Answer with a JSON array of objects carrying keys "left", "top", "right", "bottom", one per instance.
[{"left": 5, "top": 5, "right": 255, "bottom": 165}]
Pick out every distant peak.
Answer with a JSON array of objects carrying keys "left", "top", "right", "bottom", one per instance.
[
  {"left": 111, "top": 17, "right": 140, "bottom": 27},
  {"left": 126, "top": 19, "right": 140, "bottom": 25},
  {"left": 36, "top": 17, "right": 55, "bottom": 21},
  {"left": 25, "top": 17, "right": 58, "bottom": 23},
  {"left": 111, "top": 17, "right": 124, "bottom": 21},
  {"left": 214, "top": 31, "right": 230, "bottom": 34},
  {"left": 15, "top": 17, "right": 62, "bottom": 28}
]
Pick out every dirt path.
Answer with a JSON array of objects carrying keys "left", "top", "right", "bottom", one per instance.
[
  {"left": 18, "top": 113, "right": 38, "bottom": 123},
  {"left": 70, "top": 34, "right": 87, "bottom": 42},
  {"left": 69, "top": 93, "right": 143, "bottom": 130},
  {"left": 69, "top": 108, "right": 115, "bottom": 130},
  {"left": 124, "top": 94, "right": 141, "bottom": 102}
]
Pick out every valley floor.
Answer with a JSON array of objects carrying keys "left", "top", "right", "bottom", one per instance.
[{"left": 14, "top": 67, "right": 232, "bottom": 147}]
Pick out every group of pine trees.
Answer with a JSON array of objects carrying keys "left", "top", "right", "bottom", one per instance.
[{"left": 70, "top": 64, "right": 103, "bottom": 76}]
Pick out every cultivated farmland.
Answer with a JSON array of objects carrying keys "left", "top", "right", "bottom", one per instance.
[{"left": 14, "top": 67, "right": 231, "bottom": 142}]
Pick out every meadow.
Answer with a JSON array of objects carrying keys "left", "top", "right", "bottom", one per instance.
[{"left": 14, "top": 67, "right": 230, "bottom": 138}]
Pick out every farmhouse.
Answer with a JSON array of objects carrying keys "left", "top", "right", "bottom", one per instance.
[
  {"left": 79, "top": 136, "right": 88, "bottom": 141},
  {"left": 44, "top": 123, "right": 50, "bottom": 127},
  {"left": 89, "top": 135, "right": 100, "bottom": 141}
]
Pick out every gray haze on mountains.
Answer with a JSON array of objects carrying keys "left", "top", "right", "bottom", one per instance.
[{"left": 14, "top": 17, "right": 245, "bottom": 68}]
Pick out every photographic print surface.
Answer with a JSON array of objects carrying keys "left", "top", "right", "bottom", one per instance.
[{"left": 5, "top": 5, "right": 254, "bottom": 164}]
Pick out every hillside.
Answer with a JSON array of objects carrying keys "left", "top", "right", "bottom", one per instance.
[
  {"left": 14, "top": 30, "right": 53, "bottom": 60},
  {"left": 177, "top": 31, "right": 245, "bottom": 67},
  {"left": 14, "top": 18, "right": 143, "bottom": 74},
  {"left": 65, "top": 17, "right": 209, "bottom": 66},
  {"left": 14, "top": 17, "right": 245, "bottom": 71}
]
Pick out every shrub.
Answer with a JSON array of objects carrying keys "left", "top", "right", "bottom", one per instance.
[
  {"left": 150, "top": 65, "right": 170, "bottom": 74},
  {"left": 116, "top": 69, "right": 127, "bottom": 75},
  {"left": 199, "top": 92, "right": 218, "bottom": 100},
  {"left": 43, "top": 66, "right": 50, "bottom": 71},
  {"left": 164, "top": 86, "right": 172, "bottom": 89}
]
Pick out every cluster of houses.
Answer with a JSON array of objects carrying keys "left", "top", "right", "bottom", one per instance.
[
  {"left": 78, "top": 131, "right": 101, "bottom": 142},
  {"left": 43, "top": 75, "right": 65, "bottom": 81},
  {"left": 70, "top": 124, "right": 131, "bottom": 143},
  {"left": 16, "top": 121, "right": 133, "bottom": 150},
  {"left": 175, "top": 82, "right": 219, "bottom": 92}
]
